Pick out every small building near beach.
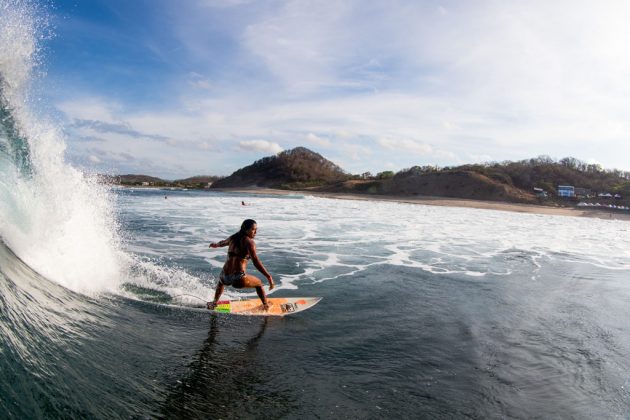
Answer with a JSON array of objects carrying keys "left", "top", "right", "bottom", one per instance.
[
  {"left": 533, "top": 187, "right": 548, "bottom": 198},
  {"left": 557, "top": 185, "right": 575, "bottom": 198}
]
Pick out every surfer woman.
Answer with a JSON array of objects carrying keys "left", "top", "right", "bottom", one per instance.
[{"left": 207, "top": 219, "right": 274, "bottom": 310}]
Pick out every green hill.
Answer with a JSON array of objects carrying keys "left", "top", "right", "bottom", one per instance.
[
  {"left": 109, "top": 151, "right": 630, "bottom": 205},
  {"left": 331, "top": 155, "right": 630, "bottom": 204},
  {"left": 210, "top": 147, "right": 348, "bottom": 189}
]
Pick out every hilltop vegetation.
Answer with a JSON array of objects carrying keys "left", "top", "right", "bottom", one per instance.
[
  {"left": 330, "top": 155, "right": 630, "bottom": 204},
  {"left": 112, "top": 174, "right": 222, "bottom": 188},
  {"left": 446, "top": 156, "right": 630, "bottom": 197},
  {"left": 327, "top": 170, "right": 538, "bottom": 203},
  {"left": 114, "top": 174, "right": 169, "bottom": 186},
  {"left": 108, "top": 148, "right": 630, "bottom": 206},
  {"left": 210, "top": 147, "right": 348, "bottom": 189},
  {"left": 173, "top": 176, "right": 223, "bottom": 188}
]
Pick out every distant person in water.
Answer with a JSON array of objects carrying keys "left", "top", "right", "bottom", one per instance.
[
  {"left": 207, "top": 219, "right": 274, "bottom": 310},
  {"left": 241, "top": 201, "right": 247, "bottom": 206}
]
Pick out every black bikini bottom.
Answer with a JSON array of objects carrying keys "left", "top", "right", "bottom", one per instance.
[{"left": 220, "top": 270, "right": 245, "bottom": 286}]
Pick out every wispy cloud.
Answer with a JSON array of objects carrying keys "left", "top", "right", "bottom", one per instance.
[
  {"left": 304, "top": 133, "right": 331, "bottom": 148},
  {"left": 198, "top": 0, "right": 256, "bottom": 9},
  {"left": 188, "top": 72, "right": 212, "bottom": 90},
  {"left": 237, "top": 140, "right": 283, "bottom": 154},
  {"left": 377, "top": 137, "right": 432, "bottom": 155},
  {"left": 88, "top": 155, "right": 101, "bottom": 164},
  {"left": 48, "top": 0, "right": 630, "bottom": 177},
  {"left": 71, "top": 119, "right": 170, "bottom": 141}
]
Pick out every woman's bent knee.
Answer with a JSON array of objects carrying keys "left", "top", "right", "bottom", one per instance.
[{"left": 242, "top": 275, "right": 263, "bottom": 288}]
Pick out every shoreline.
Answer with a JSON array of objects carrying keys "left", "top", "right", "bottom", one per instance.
[{"left": 215, "top": 187, "right": 630, "bottom": 221}]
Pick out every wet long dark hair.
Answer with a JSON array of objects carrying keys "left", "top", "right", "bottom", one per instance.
[{"left": 229, "top": 219, "right": 257, "bottom": 251}]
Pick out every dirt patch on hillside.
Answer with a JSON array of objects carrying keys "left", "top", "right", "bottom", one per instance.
[{"left": 317, "top": 171, "right": 538, "bottom": 204}]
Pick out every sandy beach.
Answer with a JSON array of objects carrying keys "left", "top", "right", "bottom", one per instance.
[{"left": 221, "top": 188, "right": 630, "bottom": 221}]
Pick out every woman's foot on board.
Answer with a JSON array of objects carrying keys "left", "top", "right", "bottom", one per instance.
[{"left": 207, "top": 301, "right": 217, "bottom": 310}]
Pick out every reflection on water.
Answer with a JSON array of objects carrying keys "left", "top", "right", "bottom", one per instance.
[{"left": 161, "top": 316, "right": 298, "bottom": 418}]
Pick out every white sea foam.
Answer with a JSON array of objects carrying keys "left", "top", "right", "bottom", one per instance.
[
  {"left": 118, "top": 191, "right": 630, "bottom": 300},
  {"left": 0, "top": 1, "right": 125, "bottom": 294},
  {"left": 3, "top": 1, "right": 629, "bottom": 304}
]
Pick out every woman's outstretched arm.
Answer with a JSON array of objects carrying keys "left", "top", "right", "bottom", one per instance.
[{"left": 209, "top": 238, "right": 230, "bottom": 248}]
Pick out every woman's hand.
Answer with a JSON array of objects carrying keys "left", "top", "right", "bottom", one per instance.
[
  {"left": 209, "top": 243, "right": 218, "bottom": 248},
  {"left": 267, "top": 275, "right": 275, "bottom": 290}
]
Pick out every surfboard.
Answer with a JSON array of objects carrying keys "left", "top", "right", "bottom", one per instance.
[{"left": 209, "top": 297, "right": 322, "bottom": 316}]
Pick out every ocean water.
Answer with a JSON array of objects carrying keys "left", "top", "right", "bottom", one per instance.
[
  {"left": 3, "top": 187, "right": 630, "bottom": 419},
  {"left": 3, "top": 2, "right": 630, "bottom": 418},
  {"left": 4, "top": 191, "right": 630, "bottom": 419}
]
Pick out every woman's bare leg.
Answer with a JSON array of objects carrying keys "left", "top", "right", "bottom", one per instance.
[
  {"left": 207, "top": 282, "right": 224, "bottom": 309},
  {"left": 236, "top": 274, "right": 269, "bottom": 309}
]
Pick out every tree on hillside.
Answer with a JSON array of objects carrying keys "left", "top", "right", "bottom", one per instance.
[{"left": 394, "top": 156, "right": 629, "bottom": 198}]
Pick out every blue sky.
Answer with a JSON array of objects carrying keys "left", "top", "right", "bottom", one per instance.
[{"left": 35, "top": 0, "right": 630, "bottom": 178}]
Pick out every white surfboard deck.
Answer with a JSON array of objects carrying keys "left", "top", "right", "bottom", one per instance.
[{"left": 209, "top": 297, "right": 322, "bottom": 316}]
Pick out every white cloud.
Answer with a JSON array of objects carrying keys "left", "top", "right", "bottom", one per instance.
[
  {"left": 56, "top": 98, "right": 120, "bottom": 123},
  {"left": 304, "top": 132, "right": 330, "bottom": 147},
  {"left": 237, "top": 140, "right": 283, "bottom": 154},
  {"left": 88, "top": 155, "right": 101, "bottom": 163},
  {"left": 433, "top": 149, "right": 458, "bottom": 162},
  {"left": 377, "top": 137, "right": 432, "bottom": 155},
  {"left": 468, "top": 154, "right": 494, "bottom": 164},
  {"left": 241, "top": 1, "right": 358, "bottom": 92},
  {"left": 188, "top": 72, "right": 212, "bottom": 90},
  {"left": 336, "top": 143, "right": 373, "bottom": 163},
  {"left": 198, "top": 0, "right": 254, "bottom": 8},
  {"left": 53, "top": 1, "right": 630, "bottom": 176}
]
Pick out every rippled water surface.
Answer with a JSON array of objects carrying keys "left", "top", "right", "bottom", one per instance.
[
  {"left": 3, "top": 188, "right": 630, "bottom": 418},
  {"left": 2, "top": 1, "right": 630, "bottom": 416}
]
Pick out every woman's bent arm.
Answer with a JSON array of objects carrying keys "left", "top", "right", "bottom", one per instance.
[
  {"left": 209, "top": 238, "right": 229, "bottom": 248},
  {"left": 246, "top": 238, "right": 274, "bottom": 288}
]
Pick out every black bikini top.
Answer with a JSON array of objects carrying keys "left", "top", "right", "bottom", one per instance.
[
  {"left": 228, "top": 243, "right": 250, "bottom": 260},
  {"left": 228, "top": 250, "right": 250, "bottom": 260}
]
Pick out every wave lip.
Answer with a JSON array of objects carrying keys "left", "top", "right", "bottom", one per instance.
[{"left": 1, "top": 1, "right": 126, "bottom": 294}]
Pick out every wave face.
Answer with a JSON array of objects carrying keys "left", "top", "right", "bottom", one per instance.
[{"left": 0, "top": 0, "right": 124, "bottom": 294}]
